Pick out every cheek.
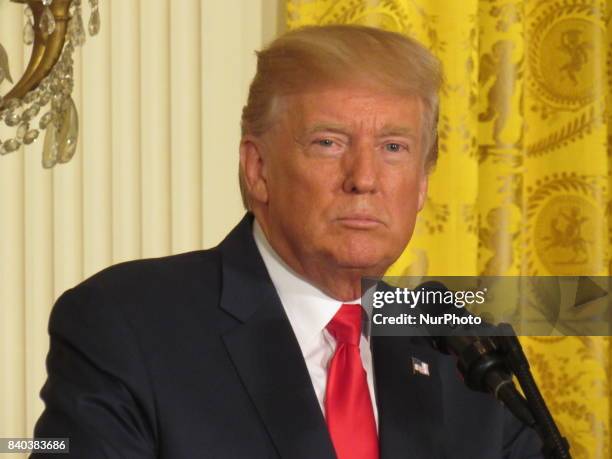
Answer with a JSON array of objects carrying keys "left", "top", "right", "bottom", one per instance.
[
  {"left": 267, "top": 168, "right": 332, "bottom": 236},
  {"left": 272, "top": 159, "right": 337, "bottom": 209},
  {"left": 386, "top": 174, "right": 424, "bottom": 227}
]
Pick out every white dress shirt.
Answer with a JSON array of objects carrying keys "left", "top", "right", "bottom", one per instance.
[{"left": 252, "top": 221, "right": 378, "bottom": 428}]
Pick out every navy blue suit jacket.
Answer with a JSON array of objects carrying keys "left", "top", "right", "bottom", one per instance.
[{"left": 32, "top": 214, "right": 542, "bottom": 458}]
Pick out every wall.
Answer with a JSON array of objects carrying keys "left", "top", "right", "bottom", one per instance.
[{"left": 0, "top": 0, "right": 283, "bottom": 449}]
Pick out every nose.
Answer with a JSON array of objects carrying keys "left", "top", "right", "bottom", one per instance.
[{"left": 342, "top": 142, "right": 379, "bottom": 194}]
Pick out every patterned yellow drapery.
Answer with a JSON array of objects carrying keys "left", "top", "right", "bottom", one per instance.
[{"left": 287, "top": 1, "right": 610, "bottom": 457}]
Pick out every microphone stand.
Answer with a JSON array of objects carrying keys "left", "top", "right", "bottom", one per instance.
[{"left": 494, "top": 323, "right": 571, "bottom": 459}]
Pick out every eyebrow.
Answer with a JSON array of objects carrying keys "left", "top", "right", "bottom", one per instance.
[
  {"left": 377, "top": 126, "right": 417, "bottom": 139},
  {"left": 304, "top": 123, "right": 417, "bottom": 139},
  {"left": 304, "top": 123, "right": 350, "bottom": 136}
]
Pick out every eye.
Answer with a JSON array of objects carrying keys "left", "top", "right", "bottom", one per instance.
[
  {"left": 385, "top": 143, "right": 408, "bottom": 153},
  {"left": 317, "top": 139, "right": 335, "bottom": 147},
  {"left": 307, "top": 136, "right": 345, "bottom": 156}
]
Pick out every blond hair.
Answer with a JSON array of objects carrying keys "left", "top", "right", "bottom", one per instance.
[{"left": 240, "top": 25, "right": 443, "bottom": 208}]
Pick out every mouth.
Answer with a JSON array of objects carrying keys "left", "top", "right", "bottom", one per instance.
[{"left": 336, "top": 214, "right": 384, "bottom": 229}]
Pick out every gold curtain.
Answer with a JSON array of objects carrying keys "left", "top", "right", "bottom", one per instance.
[{"left": 287, "top": 0, "right": 610, "bottom": 457}]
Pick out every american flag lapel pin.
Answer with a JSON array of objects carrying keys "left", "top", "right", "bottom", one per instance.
[{"left": 411, "top": 357, "right": 430, "bottom": 376}]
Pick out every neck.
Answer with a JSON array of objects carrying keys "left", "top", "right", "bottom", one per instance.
[{"left": 301, "top": 268, "right": 372, "bottom": 302}]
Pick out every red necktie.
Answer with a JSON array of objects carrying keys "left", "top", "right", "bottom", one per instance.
[{"left": 325, "top": 304, "right": 379, "bottom": 459}]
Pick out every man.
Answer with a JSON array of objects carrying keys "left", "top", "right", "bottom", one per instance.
[{"left": 33, "top": 25, "right": 542, "bottom": 458}]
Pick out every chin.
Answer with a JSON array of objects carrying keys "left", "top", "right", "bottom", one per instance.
[
  {"left": 328, "top": 244, "right": 394, "bottom": 274},
  {"left": 318, "top": 227, "right": 407, "bottom": 273}
]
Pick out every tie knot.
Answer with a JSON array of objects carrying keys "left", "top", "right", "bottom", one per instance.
[{"left": 326, "top": 304, "right": 363, "bottom": 346}]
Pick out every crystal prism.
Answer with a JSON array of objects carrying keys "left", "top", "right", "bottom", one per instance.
[
  {"left": 58, "top": 98, "right": 78, "bottom": 163},
  {"left": 24, "top": 91, "right": 38, "bottom": 104},
  {"left": 89, "top": 8, "right": 100, "bottom": 36},
  {"left": 23, "top": 129, "right": 39, "bottom": 145},
  {"left": 39, "top": 112, "right": 54, "bottom": 129},
  {"left": 39, "top": 92, "right": 51, "bottom": 106},
  {"left": 5, "top": 99, "right": 21, "bottom": 111},
  {"left": 4, "top": 99, "right": 21, "bottom": 110},
  {"left": 40, "top": 7, "right": 56, "bottom": 36},
  {"left": 42, "top": 124, "right": 59, "bottom": 168},
  {"left": 5, "top": 112, "right": 20, "bottom": 127},
  {"left": 24, "top": 5, "right": 33, "bottom": 21},
  {"left": 71, "top": 11, "right": 86, "bottom": 46},
  {"left": 23, "top": 20, "right": 34, "bottom": 45},
  {"left": 3, "top": 138, "right": 20, "bottom": 153},
  {"left": 17, "top": 122, "right": 29, "bottom": 140},
  {"left": 22, "top": 104, "right": 40, "bottom": 121}
]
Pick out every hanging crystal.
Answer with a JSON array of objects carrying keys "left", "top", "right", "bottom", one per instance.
[
  {"left": 57, "top": 98, "right": 78, "bottom": 163},
  {"left": 4, "top": 99, "right": 21, "bottom": 111},
  {"left": 69, "top": 7, "right": 86, "bottom": 46},
  {"left": 23, "top": 91, "right": 38, "bottom": 104},
  {"left": 68, "top": 0, "right": 78, "bottom": 16},
  {"left": 17, "top": 122, "right": 29, "bottom": 141},
  {"left": 23, "top": 25, "right": 34, "bottom": 45},
  {"left": 5, "top": 111, "right": 21, "bottom": 127},
  {"left": 42, "top": 122, "right": 59, "bottom": 168},
  {"left": 40, "top": 4, "right": 57, "bottom": 37},
  {"left": 39, "top": 112, "right": 54, "bottom": 129},
  {"left": 2, "top": 139, "right": 21, "bottom": 154},
  {"left": 39, "top": 91, "right": 51, "bottom": 106},
  {"left": 23, "top": 129, "right": 39, "bottom": 145},
  {"left": 89, "top": 0, "right": 100, "bottom": 36},
  {"left": 0, "top": 0, "right": 100, "bottom": 168},
  {"left": 21, "top": 103, "right": 40, "bottom": 122},
  {"left": 23, "top": 6, "right": 35, "bottom": 45}
]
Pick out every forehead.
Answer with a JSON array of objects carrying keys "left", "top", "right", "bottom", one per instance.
[{"left": 281, "top": 85, "right": 424, "bottom": 133}]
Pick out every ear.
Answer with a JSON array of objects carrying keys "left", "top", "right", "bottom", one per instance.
[
  {"left": 417, "top": 173, "right": 428, "bottom": 212},
  {"left": 240, "top": 136, "right": 269, "bottom": 204}
]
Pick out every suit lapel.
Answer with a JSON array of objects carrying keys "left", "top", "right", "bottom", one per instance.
[
  {"left": 219, "top": 214, "right": 336, "bottom": 459},
  {"left": 372, "top": 336, "right": 446, "bottom": 459}
]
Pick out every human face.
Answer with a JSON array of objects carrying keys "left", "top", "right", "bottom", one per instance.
[{"left": 243, "top": 84, "right": 429, "bottom": 282}]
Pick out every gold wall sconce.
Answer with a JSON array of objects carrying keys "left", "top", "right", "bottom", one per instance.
[{"left": 0, "top": 0, "right": 99, "bottom": 167}]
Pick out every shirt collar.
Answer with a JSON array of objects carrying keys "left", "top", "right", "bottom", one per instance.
[{"left": 252, "top": 220, "right": 362, "bottom": 348}]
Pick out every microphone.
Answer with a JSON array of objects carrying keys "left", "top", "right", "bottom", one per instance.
[{"left": 417, "top": 281, "right": 536, "bottom": 428}]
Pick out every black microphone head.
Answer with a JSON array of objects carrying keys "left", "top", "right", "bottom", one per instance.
[
  {"left": 413, "top": 281, "right": 507, "bottom": 391},
  {"left": 411, "top": 280, "right": 473, "bottom": 351}
]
